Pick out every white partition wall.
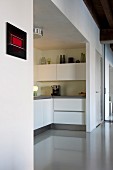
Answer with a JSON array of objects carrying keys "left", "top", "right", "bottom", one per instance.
[
  {"left": 51, "top": 0, "right": 103, "bottom": 132},
  {"left": 105, "top": 45, "right": 113, "bottom": 121},
  {"left": 0, "top": 0, "right": 33, "bottom": 170}
]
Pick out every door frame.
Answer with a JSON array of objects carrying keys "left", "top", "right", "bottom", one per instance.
[{"left": 95, "top": 50, "right": 104, "bottom": 126}]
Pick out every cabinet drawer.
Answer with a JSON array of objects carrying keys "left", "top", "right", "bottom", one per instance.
[
  {"left": 54, "top": 99, "right": 85, "bottom": 111},
  {"left": 54, "top": 111, "right": 85, "bottom": 125}
]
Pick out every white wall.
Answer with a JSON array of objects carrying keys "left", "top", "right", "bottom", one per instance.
[
  {"left": 51, "top": 0, "right": 103, "bottom": 132},
  {"left": 105, "top": 45, "right": 113, "bottom": 67},
  {"left": 86, "top": 44, "right": 97, "bottom": 131},
  {"left": 105, "top": 45, "right": 113, "bottom": 119},
  {"left": 51, "top": 0, "right": 102, "bottom": 53},
  {"left": 0, "top": 0, "right": 33, "bottom": 170},
  {"left": 109, "top": 66, "right": 113, "bottom": 102}
]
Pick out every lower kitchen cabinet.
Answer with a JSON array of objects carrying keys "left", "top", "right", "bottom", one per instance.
[
  {"left": 53, "top": 98, "right": 86, "bottom": 125},
  {"left": 43, "top": 99, "right": 53, "bottom": 126},
  {"left": 34, "top": 99, "right": 53, "bottom": 130},
  {"left": 54, "top": 111, "right": 85, "bottom": 125},
  {"left": 34, "top": 100, "right": 43, "bottom": 130},
  {"left": 54, "top": 98, "right": 85, "bottom": 111},
  {"left": 34, "top": 98, "right": 86, "bottom": 130}
]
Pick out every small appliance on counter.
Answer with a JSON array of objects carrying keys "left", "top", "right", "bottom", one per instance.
[{"left": 51, "top": 85, "right": 61, "bottom": 96}]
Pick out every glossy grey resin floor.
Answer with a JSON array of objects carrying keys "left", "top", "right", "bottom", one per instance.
[{"left": 34, "top": 122, "right": 113, "bottom": 170}]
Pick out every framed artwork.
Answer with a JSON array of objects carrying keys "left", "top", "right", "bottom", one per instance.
[{"left": 6, "top": 22, "right": 27, "bottom": 60}]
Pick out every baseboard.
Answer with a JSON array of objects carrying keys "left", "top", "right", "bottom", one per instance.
[
  {"left": 34, "top": 124, "right": 52, "bottom": 136},
  {"left": 51, "top": 123, "right": 86, "bottom": 131},
  {"left": 34, "top": 123, "right": 86, "bottom": 136}
]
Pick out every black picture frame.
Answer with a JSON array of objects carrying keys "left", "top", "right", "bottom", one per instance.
[{"left": 6, "top": 22, "right": 27, "bottom": 60}]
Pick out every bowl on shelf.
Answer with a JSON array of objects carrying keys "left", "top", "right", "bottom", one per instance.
[{"left": 79, "top": 92, "right": 86, "bottom": 97}]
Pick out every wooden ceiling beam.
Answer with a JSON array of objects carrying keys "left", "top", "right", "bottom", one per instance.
[
  {"left": 100, "top": 0, "right": 113, "bottom": 28},
  {"left": 100, "top": 29, "right": 113, "bottom": 43},
  {"left": 83, "top": 0, "right": 101, "bottom": 28}
]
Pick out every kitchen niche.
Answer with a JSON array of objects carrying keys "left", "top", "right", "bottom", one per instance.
[
  {"left": 34, "top": 46, "right": 86, "bottom": 97},
  {"left": 34, "top": 47, "right": 86, "bottom": 65}
]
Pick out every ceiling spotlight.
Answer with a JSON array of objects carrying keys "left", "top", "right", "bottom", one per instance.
[{"left": 33, "top": 27, "right": 43, "bottom": 38}]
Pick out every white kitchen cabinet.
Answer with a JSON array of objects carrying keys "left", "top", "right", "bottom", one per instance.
[
  {"left": 54, "top": 111, "right": 85, "bottom": 125},
  {"left": 36, "top": 64, "right": 57, "bottom": 81},
  {"left": 57, "top": 63, "right": 86, "bottom": 80},
  {"left": 54, "top": 98, "right": 85, "bottom": 111},
  {"left": 76, "top": 63, "right": 86, "bottom": 80},
  {"left": 35, "top": 63, "right": 86, "bottom": 81},
  {"left": 34, "top": 99, "right": 53, "bottom": 130},
  {"left": 34, "top": 100, "right": 43, "bottom": 130},
  {"left": 53, "top": 98, "right": 86, "bottom": 125},
  {"left": 43, "top": 99, "right": 53, "bottom": 126},
  {"left": 57, "top": 63, "right": 77, "bottom": 80},
  {"left": 34, "top": 98, "right": 86, "bottom": 130}
]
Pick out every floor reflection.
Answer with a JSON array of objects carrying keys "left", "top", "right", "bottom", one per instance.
[{"left": 34, "top": 123, "right": 113, "bottom": 170}]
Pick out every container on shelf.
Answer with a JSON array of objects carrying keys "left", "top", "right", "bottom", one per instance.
[
  {"left": 76, "top": 60, "right": 80, "bottom": 63},
  {"left": 60, "top": 55, "right": 63, "bottom": 64},
  {"left": 62, "top": 55, "right": 65, "bottom": 63},
  {"left": 60, "top": 55, "right": 66, "bottom": 64},
  {"left": 47, "top": 58, "right": 51, "bottom": 64},
  {"left": 81, "top": 53, "right": 86, "bottom": 62},
  {"left": 41, "top": 57, "right": 46, "bottom": 64}
]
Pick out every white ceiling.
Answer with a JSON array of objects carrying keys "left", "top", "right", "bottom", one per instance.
[{"left": 33, "top": 0, "right": 86, "bottom": 50}]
